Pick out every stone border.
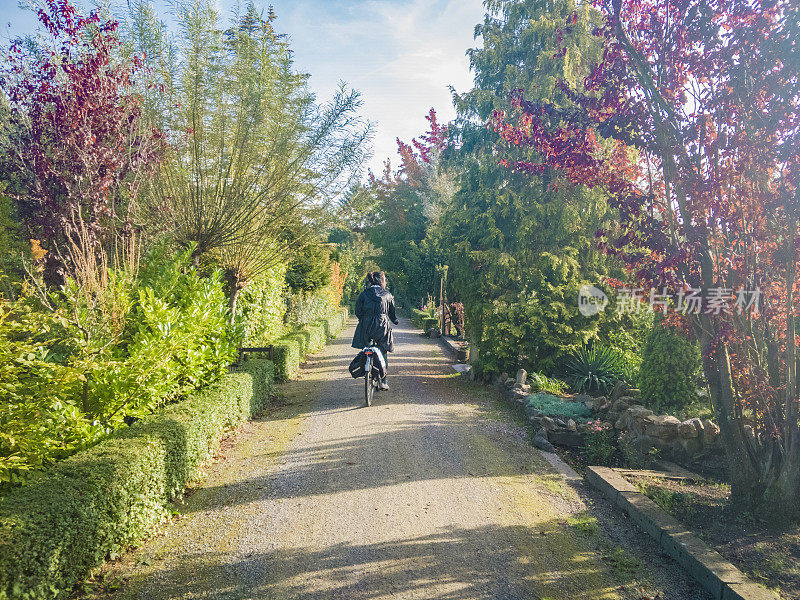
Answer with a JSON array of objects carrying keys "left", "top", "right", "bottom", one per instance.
[
  {"left": 585, "top": 466, "right": 778, "bottom": 600},
  {"left": 439, "top": 335, "right": 460, "bottom": 355}
]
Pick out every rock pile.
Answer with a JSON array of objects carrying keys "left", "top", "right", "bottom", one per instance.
[{"left": 498, "top": 370, "right": 724, "bottom": 472}]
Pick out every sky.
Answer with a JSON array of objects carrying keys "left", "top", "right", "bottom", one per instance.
[{"left": 1, "top": 0, "right": 488, "bottom": 175}]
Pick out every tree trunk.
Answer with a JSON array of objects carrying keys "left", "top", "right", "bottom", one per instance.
[
  {"left": 766, "top": 219, "right": 800, "bottom": 520},
  {"left": 694, "top": 242, "right": 760, "bottom": 509},
  {"left": 224, "top": 268, "right": 246, "bottom": 327},
  {"left": 229, "top": 285, "right": 241, "bottom": 327},
  {"left": 762, "top": 449, "right": 800, "bottom": 521}
]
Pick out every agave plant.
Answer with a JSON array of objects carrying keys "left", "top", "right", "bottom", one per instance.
[{"left": 565, "top": 346, "right": 629, "bottom": 395}]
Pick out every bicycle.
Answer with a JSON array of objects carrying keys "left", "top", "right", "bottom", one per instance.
[{"left": 362, "top": 340, "right": 381, "bottom": 407}]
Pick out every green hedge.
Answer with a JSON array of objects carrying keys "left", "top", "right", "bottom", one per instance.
[
  {"left": 272, "top": 337, "right": 302, "bottom": 382},
  {"left": 272, "top": 308, "right": 349, "bottom": 382},
  {"left": 410, "top": 308, "right": 428, "bottom": 329},
  {"left": 410, "top": 308, "right": 437, "bottom": 331},
  {"left": 320, "top": 310, "right": 347, "bottom": 338},
  {"left": 0, "top": 359, "right": 274, "bottom": 600}
]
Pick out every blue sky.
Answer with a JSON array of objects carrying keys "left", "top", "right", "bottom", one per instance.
[{"left": 1, "top": 0, "right": 487, "bottom": 174}]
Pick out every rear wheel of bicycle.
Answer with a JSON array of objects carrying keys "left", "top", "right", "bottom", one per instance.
[{"left": 364, "top": 357, "right": 374, "bottom": 407}]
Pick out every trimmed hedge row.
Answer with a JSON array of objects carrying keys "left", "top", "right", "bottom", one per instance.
[
  {"left": 410, "top": 308, "right": 438, "bottom": 331},
  {"left": 0, "top": 359, "right": 274, "bottom": 600},
  {"left": 273, "top": 307, "right": 349, "bottom": 382}
]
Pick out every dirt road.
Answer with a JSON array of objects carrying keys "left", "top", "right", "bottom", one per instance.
[{"left": 89, "top": 319, "right": 709, "bottom": 600}]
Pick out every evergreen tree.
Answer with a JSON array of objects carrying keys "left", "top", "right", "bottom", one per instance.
[{"left": 437, "top": 0, "right": 618, "bottom": 376}]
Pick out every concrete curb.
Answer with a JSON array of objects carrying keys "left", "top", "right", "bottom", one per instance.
[
  {"left": 585, "top": 466, "right": 778, "bottom": 600},
  {"left": 438, "top": 335, "right": 459, "bottom": 355}
]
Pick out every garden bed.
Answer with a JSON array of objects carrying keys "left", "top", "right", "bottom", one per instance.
[{"left": 621, "top": 472, "right": 800, "bottom": 600}]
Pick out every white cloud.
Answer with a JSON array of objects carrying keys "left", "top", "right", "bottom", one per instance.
[{"left": 273, "top": 0, "right": 486, "bottom": 174}]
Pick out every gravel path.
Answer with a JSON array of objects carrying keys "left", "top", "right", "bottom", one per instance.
[{"left": 83, "top": 319, "right": 711, "bottom": 600}]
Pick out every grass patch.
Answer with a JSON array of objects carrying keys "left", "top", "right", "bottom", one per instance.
[
  {"left": 635, "top": 477, "right": 696, "bottom": 516},
  {"left": 749, "top": 544, "right": 800, "bottom": 582},
  {"left": 567, "top": 512, "right": 599, "bottom": 537},
  {"left": 598, "top": 540, "right": 643, "bottom": 582},
  {"left": 540, "top": 474, "right": 573, "bottom": 499}
]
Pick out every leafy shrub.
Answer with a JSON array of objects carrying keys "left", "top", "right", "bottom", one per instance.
[
  {"left": 640, "top": 324, "right": 701, "bottom": 412},
  {"left": 596, "top": 310, "right": 653, "bottom": 389},
  {"left": 272, "top": 308, "right": 348, "bottom": 381},
  {"left": 307, "top": 322, "right": 327, "bottom": 353},
  {"left": 411, "top": 302, "right": 438, "bottom": 330},
  {"left": 285, "top": 290, "right": 334, "bottom": 326},
  {"left": 565, "top": 345, "right": 629, "bottom": 395},
  {"left": 0, "top": 305, "right": 94, "bottom": 486},
  {"left": 324, "top": 308, "right": 348, "bottom": 338},
  {"left": 525, "top": 392, "right": 590, "bottom": 420},
  {"left": 582, "top": 421, "right": 617, "bottom": 465},
  {"left": 411, "top": 308, "right": 430, "bottom": 329},
  {"left": 529, "top": 372, "right": 568, "bottom": 395},
  {"left": 236, "top": 264, "right": 288, "bottom": 346},
  {"left": 456, "top": 252, "right": 607, "bottom": 379},
  {"left": 0, "top": 252, "right": 237, "bottom": 487},
  {"left": 0, "top": 359, "right": 273, "bottom": 600}
]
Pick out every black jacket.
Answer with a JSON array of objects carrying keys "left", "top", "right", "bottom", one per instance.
[{"left": 352, "top": 285, "right": 398, "bottom": 351}]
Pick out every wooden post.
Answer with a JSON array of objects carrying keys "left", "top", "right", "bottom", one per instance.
[
  {"left": 437, "top": 264, "right": 449, "bottom": 334},
  {"left": 439, "top": 273, "right": 445, "bottom": 332}
]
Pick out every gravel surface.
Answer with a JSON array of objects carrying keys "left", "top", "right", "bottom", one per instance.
[{"left": 80, "top": 319, "right": 711, "bottom": 600}]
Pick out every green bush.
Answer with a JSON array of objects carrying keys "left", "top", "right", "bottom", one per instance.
[
  {"left": 0, "top": 251, "right": 237, "bottom": 487},
  {"left": 640, "top": 324, "right": 701, "bottom": 413},
  {"left": 455, "top": 251, "right": 607, "bottom": 379},
  {"left": 321, "top": 309, "right": 347, "bottom": 338},
  {"left": 305, "top": 322, "right": 327, "bottom": 354},
  {"left": 285, "top": 290, "right": 333, "bottom": 326},
  {"left": 285, "top": 244, "right": 332, "bottom": 294},
  {"left": 236, "top": 264, "right": 288, "bottom": 346},
  {"left": 410, "top": 308, "right": 428, "bottom": 329},
  {"left": 411, "top": 306, "right": 437, "bottom": 330},
  {"left": 286, "top": 329, "right": 311, "bottom": 355},
  {"left": 529, "top": 372, "right": 568, "bottom": 395},
  {"left": 565, "top": 345, "right": 629, "bottom": 395},
  {"left": 0, "top": 359, "right": 273, "bottom": 600}
]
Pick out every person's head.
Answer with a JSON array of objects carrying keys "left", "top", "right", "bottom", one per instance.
[
  {"left": 373, "top": 271, "right": 387, "bottom": 289},
  {"left": 365, "top": 272, "right": 375, "bottom": 287}
]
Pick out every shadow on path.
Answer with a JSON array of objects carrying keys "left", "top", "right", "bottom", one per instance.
[{"left": 121, "top": 520, "right": 619, "bottom": 600}]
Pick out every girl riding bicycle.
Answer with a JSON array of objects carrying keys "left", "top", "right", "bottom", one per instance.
[{"left": 352, "top": 271, "right": 398, "bottom": 390}]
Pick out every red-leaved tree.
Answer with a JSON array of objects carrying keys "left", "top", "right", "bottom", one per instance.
[
  {"left": 494, "top": 0, "right": 800, "bottom": 516},
  {"left": 1, "top": 0, "right": 164, "bottom": 287}
]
